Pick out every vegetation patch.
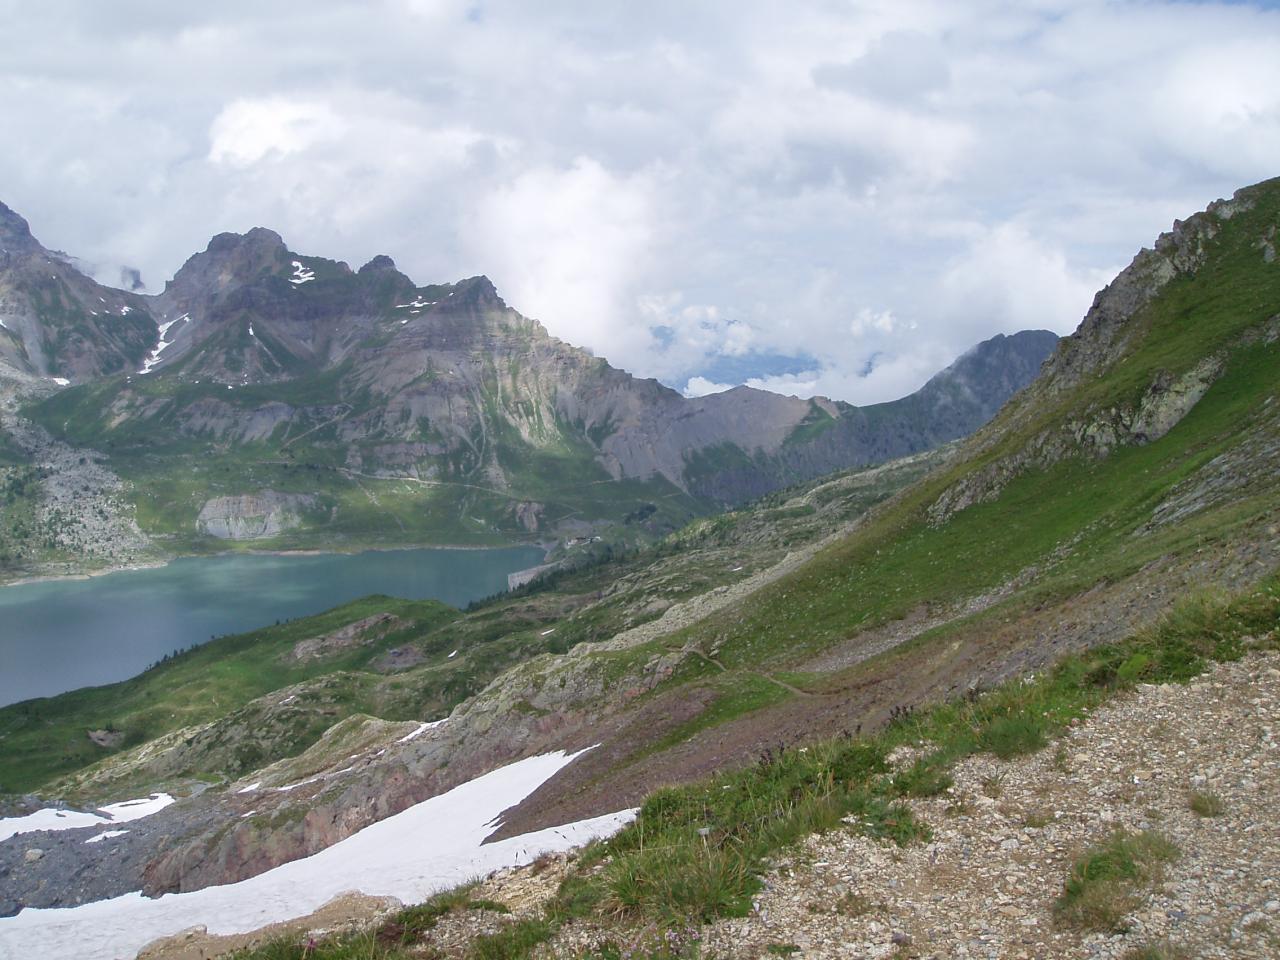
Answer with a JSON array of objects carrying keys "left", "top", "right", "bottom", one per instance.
[
  {"left": 1054, "top": 829, "right": 1180, "bottom": 932},
  {"left": 223, "top": 575, "right": 1277, "bottom": 958},
  {"left": 1187, "top": 790, "right": 1225, "bottom": 818}
]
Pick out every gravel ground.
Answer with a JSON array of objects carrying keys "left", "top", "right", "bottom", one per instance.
[{"left": 695, "top": 651, "right": 1280, "bottom": 960}]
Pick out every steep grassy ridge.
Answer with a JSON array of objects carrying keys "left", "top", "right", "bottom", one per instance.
[{"left": 477, "top": 178, "right": 1280, "bottom": 847}]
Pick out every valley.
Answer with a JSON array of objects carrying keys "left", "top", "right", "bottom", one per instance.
[
  {"left": 0, "top": 177, "right": 1277, "bottom": 960},
  {"left": 0, "top": 544, "right": 543, "bottom": 707}
]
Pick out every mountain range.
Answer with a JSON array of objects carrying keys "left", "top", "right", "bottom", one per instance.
[{"left": 0, "top": 200, "right": 1055, "bottom": 563}]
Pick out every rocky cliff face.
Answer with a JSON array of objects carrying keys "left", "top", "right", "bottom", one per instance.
[
  {"left": 195, "top": 491, "right": 316, "bottom": 540},
  {"left": 0, "top": 203, "right": 156, "bottom": 382}
]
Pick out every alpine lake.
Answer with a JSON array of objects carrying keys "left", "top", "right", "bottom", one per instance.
[{"left": 0, "top": 546, "right": 545, "bottom": 707}]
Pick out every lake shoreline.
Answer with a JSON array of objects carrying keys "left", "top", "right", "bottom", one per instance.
[
  {"left": 0, "top": 540, "right": 552, "bottom": 590},
  {"left": 0, "top": 545, "right": 549, "bottom": 707}
]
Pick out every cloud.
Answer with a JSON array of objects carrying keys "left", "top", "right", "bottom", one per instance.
[
  {"left": 1, "top": 1, "right": 1278, "bottom": 404},
  {"left": 940, "top": 222, "right": 1119, "bottom": 338},
  {"left": 683, "top": 376, "right": 736, "bottom": 398},
  {"left": 461, "top": 157, "right": 662, "bottom": 362},
  {"left": 209, "top": 98, "right": 346, "bottom": 167}
]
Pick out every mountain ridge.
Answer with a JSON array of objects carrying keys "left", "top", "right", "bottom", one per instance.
[{"left": 0, "top": 204, "right": 1057, "bottom": 562}]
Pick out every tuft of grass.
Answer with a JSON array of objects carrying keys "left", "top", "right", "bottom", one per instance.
[
  {"left": 834, "top": 891, "right": 877, "bottom": 917},
  {"left": 1187, "top": 790, "right": 1225, "bottom": 818},
  {"left": 1121, "top": 943, "right": 1191, "bottom": 960},
  {"left": 467, "top": 918, "right": 554, "bottom": 960},
  {"left": 977, "top": 714, "right": 1049, "bottom": 759},
  {"left": 891, "top": 757, "right": 953, "bottom": 798},
  {"left": 1055, "top": 830, "right": 1180, "bottom": 932},
  {"left": 596, "top": 737, "right": 920, "bottom": 925}
]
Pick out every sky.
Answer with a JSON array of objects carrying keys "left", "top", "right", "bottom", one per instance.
[{"left": 1, "top": 1, "right": 1278, "bottom": 404}]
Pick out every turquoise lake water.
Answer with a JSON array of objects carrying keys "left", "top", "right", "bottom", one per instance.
[{"left": 0, "top": 546, "right": 543, "bottom": 706}]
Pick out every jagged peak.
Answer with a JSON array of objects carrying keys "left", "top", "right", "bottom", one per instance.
[
  {"left": 0, "top": 200, "right": 40, "bottom": 255},
  {"left": 358, "top": 254, "right": 398, "bottom": 274},
  {"left": 446, "top": 275, "right": 504, "bottom": 308},
  {"left": 205, "top": 226, "right": 287, "bottom": 256}
]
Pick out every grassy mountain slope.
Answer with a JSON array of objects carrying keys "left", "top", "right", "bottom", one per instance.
[
  {"left": 200, "top": 176, "right": 1280, "bottom": 958},
  {"left": 479, "top": 178, "right": 1280, "bottom": 837}
]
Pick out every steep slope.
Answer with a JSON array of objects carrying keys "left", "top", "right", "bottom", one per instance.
[{"left": 5, "top": 211, "right": 1055, "bottom": 553}]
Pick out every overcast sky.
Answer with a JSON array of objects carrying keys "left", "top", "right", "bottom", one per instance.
[{"left": 2, "top": 1, "right": 1278, "bottom": 403}]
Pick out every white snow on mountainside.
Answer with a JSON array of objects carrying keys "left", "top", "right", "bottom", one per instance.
[{"left": 0, "top": 751, "right": 634, "bottom": 960}]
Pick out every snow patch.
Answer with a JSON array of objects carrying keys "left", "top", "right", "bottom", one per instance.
[
  {"left": 0, "top": 752, "right": 632, "bottom": 960},
  {"left": 120, "top": 305, "right": 132, "bottom": 315},
  {"left": 139, "top": 314, "right": 189, "bottom": 375},
  {"left": 397, "top": 718, "right": 446, "bottom": 743},
  {"left": 288, "top": 261, "right": 315, "bottom": 285},
  {"left": 237, "top": 782, "right": 262, "bottom": 795},
  {"left": 84, "top": 830, "right": 128, "bottom": 845},
  {"left": 447, "top": 649, "right": 458, "bottom": 659},
  {"left": 540, "top": 629, "right": 555, "bottom": 637},
  {"left": 0, "top": 317, "right": 7, "bottom": 329},
  {"left": 47, "top": 377, "right": 70, "bottom": 386},
  {"left": 274, "top": 776, "right": 322, "bottom": 794},
  {"left": 394, "top": 296, "right": 436, "bottom": 310},
  {"left": 0, "top": 793, "right": 174, "bottom": 843}
]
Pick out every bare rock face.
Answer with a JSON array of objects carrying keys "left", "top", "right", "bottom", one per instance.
[
  {"left": 0, "top": 201, "right": 156, "bottom": 381},
  {"left": 195, "top": 491, "right": 315, "bottom": 540}
]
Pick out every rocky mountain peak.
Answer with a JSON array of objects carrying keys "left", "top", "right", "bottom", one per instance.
[
  {"left": 205, "top": 226, "right": 286, "bottom": 256},
  {"left": 357, "top": 254, "right": 398, "bottom": 274},
  {"left": 0, "top": 200, "right": 40, "bottom": 259}
]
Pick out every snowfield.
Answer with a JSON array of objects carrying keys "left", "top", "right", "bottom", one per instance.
[
  {"left": 0, "top": 794, "right": 174, "bottom": 844},
  {"left": 138, "top": 314, "right": 188, "bottom": 375},
  {"left": 0, "top": 751, "right": 634, "bottom": 960},
  {"left": 288, "top": 260, "right": 315, "bottom": 285}
]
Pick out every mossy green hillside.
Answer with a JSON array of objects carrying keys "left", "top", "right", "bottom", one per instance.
[{"left": 0, "top": 596, "right": 452, "bottom": 793}]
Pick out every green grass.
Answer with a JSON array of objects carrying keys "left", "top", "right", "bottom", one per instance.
[
  {"left": 1187, "top": 790, "right": 1225, "bottom": 818},
  {"left": 224, "top": 883, "right": 516, "bottom": 959},
  {"left": 1121, "top": 945, "right": 1191, "bottom": 960},
  {"left": 587, "top": 578, "right": 1275, "bottom": 931},
  {"left": 1055, "top": 830, "right": 1180, "bottom": 932},
  {"left": 648, "top": 319, "right": 1280, "bottom": 686},
  {"left": 0, "top": 596, "right": 455, "bottom": 794}
]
